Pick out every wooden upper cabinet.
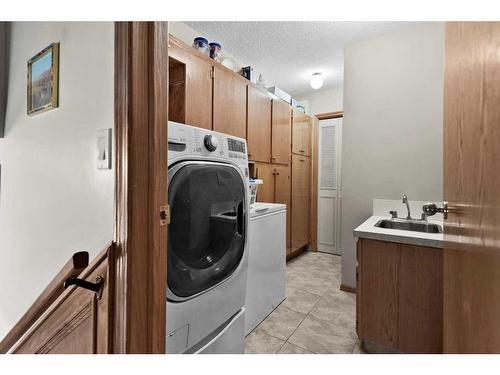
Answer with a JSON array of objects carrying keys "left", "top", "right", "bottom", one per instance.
[
  {"left": 291, "top": 154, "right": 311, "bottom": 251},
  {"left": 185, "top": 56, "right": 213, "bottom": 130},
  {"left": 169, "top": 41, "right": 213, "bottom": 130},
  {"left": 255, "top": 162, "right": 275, "bottom": 203},
  {"left": 247, "top": 86, "right": 272, "bottom": 162},
  {"left": 292, "top": 109, "right": 311, "bottom": 156},
  {"left": 271, "top": 99, "right": 292, "bottom": 165},
  {"left": 213, "top": 65, "right": 247, "bottom": 139},
  {"left": 274, "top": 165, "right": 291, "bottom": 253}
]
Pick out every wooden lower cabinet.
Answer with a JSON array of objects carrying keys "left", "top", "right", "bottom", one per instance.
[
  {"left": 357, "top": 238, "right": 443, "bottom": 353},
  {"left": 291, "top": 154, "right": 311, "bottom": 252},
  {"left": 254, "top": 163, "right": 292, "bottom": 253},
  {"left": 274, "top": 165, "right": 291, "bottom": 253},
  {"left": 255, "top": 162, "right": 275, "bottom": 203}
]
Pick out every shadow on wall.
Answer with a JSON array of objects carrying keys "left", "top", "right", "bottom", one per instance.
[{"left": 0, "top": 22, "right": 10, "bottom": 138}]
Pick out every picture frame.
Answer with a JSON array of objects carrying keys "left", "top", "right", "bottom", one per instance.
[{"left": 27, "top": 42, "right": 59, "bottom": 115}]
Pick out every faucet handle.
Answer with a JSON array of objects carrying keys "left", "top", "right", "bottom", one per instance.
[{"left": 389, "top": 210, "right": 398, "bottom": 219}]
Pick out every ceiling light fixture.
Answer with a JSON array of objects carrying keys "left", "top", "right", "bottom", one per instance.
[{"left": 310, "top": 72, "right": 324, "bottom": 90}]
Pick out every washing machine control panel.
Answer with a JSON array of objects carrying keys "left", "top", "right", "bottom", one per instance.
[
  {"left": 203, "top": 135, "right": 219, "bottom": 152},
  {"left": 168, "top": 122, "right": 248, "bottom": 175}
]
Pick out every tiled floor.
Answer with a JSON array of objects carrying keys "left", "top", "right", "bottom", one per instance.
[{"left": 245, "top": 251, "right": 366, "bottom": 354}]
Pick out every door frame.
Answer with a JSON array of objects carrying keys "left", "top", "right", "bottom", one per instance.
[
  {"left": 311, "top": 111, "right": 343, "bottom": 252},
  {"left": 317, "top": 118, "right": 342, "bottom": 255},
  {"left": 113, "top": 21, "right": 169, "bottom": 354}
]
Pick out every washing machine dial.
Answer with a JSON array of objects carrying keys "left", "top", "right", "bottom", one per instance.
[{"left": 203, "top": 135, "right": 219, "bottom": 152}]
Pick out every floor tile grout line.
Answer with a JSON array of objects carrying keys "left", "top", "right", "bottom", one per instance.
[
  {"left": 281, "top": 295, "right": 324, "bottom": 354},
  {"left": 248, "top": 251, "right": 357, "bottom": 354}
]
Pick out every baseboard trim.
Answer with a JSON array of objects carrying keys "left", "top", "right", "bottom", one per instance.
[
  {"left": 286, "top": 245, "right": 308, "bottom": 261},
  {"left": 340, "top": 284, "right": 356, "bottom": 294}
]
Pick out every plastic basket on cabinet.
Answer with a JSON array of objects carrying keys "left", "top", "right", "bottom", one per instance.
[{"left": 248, "top": 178, "right": 263, "bottom": 207}]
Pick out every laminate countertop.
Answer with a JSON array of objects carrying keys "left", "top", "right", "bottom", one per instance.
[{"left": 353, "top": 215, "right": 444, "bottom": 249}]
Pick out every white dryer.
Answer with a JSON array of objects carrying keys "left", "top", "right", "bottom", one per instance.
[{"left": 166, "top": 121, "right": 249, "bottom": 354}]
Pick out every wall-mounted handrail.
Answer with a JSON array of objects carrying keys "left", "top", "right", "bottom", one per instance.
[{"left": 0, "top": 251, "right": 89, "bottom": 353}]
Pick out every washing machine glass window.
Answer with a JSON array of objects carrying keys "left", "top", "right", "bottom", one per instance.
[{"left": 168, "top": 162, "right": 246, "bottom": 300}]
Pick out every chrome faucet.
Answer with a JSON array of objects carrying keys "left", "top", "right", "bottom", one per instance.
[{"left": 402, "top": 194, "right": 411, "bottom": 220}]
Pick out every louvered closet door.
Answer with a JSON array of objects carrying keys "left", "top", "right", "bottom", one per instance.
[{"left": 317, "top": 118, "right": 342, "bottom": 255}]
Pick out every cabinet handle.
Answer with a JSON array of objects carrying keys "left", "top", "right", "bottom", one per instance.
[
  {"left": 299, "top": 149, "right": 305, "bottom": 153},
  {"left": 271, "top": 156, "right": 276, "bottom": 160}
]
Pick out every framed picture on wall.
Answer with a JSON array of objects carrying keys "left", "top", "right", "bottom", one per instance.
[{"left": 27, "top": 42, "right": 59, "bottom": 115}]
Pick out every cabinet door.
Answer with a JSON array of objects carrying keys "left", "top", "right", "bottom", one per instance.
[
  {"left": 274, "top": 165, "right": 291, "bottom": 253},
  {"left": 213, "top": 66, "right": 247, "bottom": 138},
  {"left": 292, "top": 109, "right": 311, "bottom": 156},
  {"left": 247, "top": 86, "right": 272, "bottom": 162},
  {"left": 255, "top": 162, "right": 275, "bottom": 203},
  {"left": 185, "top": 56, "right": 213, "bottom": 130},
  {"left": 169, "top": 43, "right": 213, "bottom": 130},
  {"left": 358, "top": 239, "right": 399, "bottom": 349},
  {"left": 398, "top": 244, "right": 443, "bottom": 353},
  {"left": 271, "top": 99, "right": 292, "bottom": 165},
  {"left": 291, "top": 154, "right": 311, "bottom": 251}
]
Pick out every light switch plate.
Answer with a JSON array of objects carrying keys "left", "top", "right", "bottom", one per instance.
[{"left": 97, "top": 128, "right": 112, "bottom": 170}]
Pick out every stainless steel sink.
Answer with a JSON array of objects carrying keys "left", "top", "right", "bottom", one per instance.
[{"left": 374, "top": 219, "right": 443, "bottom": 233}]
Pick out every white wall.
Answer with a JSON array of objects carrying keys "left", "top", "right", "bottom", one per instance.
[
  {"left": 0, "top": 22, "right": 115, "bottom": 340},
  {"left": 341, "top": 23, "right": 445, "bottom": 288},
  {"left": 296, "top": 85, "right": 343, "bottom": 115}
]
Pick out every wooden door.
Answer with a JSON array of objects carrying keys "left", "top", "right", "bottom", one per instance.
[
  {"left": 274, "top": 165, "right": 291, "bottom": 253},
  {"left": 255, "top": 162, "right": 275, "bottom": 203},
  {"left": 114, "top": 22, "right": 169, "bottom": 353},
  {"left": 213, "top": 65, "right": 247, "bottom": 138},
  {"left": 247, "top": 86, "right": 271, "bottom": 162},
  {"left": 357, "top": 239, "right": 399, "bottom": 349},
  {"left": 291, "top": 154, "right": 311, "bottom": 251},
  {"left": 271, "top": 99, "right": 292, "bottom": 164},
  {"left": 292, "top": 109, "right": 311, "bottom": 156},
  {"left": 169, "top": 37, "right": 213, "bottom": 130},
  {"left": 443, "top": 22, "right": 500, "bottom": 353}
]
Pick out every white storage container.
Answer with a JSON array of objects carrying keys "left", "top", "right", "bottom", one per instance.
[{"left": 267, "top": 86, "right": 291, "bottom": 104}]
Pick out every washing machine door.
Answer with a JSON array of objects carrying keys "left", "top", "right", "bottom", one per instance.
[{"left": 167, "top": 161, "right": 247, "bottom": 301}]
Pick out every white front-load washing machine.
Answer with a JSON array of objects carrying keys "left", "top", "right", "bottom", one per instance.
[{"left": 166, "top": 121, "right": 249, "bottom": 354}]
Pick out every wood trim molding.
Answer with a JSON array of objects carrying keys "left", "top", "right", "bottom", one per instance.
[
  {"left": 316, "top": 111, "right": 343, "bottom": 120},
  {"left": 113, "top": 21, "right": 168, "bottom": 354},
  {"left": 340, "top": 284, "right": 357, "bottom": 294},
  {"left": 0, "top": 252, "right": 89, "bottom": 353},
  {"left": 286, "top": 245, "right": 309, "bottom": 262},
  {"left": 310, "top": 117, "right": 319, "bottom": 251},
  {"left": 1, "top": 244, "right": 113, "bottom": 354}
]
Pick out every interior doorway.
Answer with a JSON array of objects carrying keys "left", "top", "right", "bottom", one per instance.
[{"left": 317, "top": 115, "right": 343, "bottom": 255}]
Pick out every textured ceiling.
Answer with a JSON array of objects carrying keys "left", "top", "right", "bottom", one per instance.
[{"left": 186, "top": 21, "right": 418, "bottom": 96}]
